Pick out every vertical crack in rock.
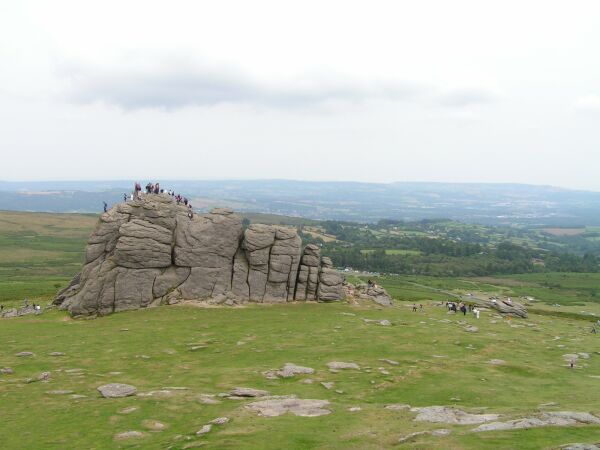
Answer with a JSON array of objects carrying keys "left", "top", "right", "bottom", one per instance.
[{"left": 54, "top": 197, "right": 344, "bottom": 316}]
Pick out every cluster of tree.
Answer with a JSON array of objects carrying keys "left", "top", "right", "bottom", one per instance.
[{"left": 299, "top": 220, "right": 600, "bottom": 277}]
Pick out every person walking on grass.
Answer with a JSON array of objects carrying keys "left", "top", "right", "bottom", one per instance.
[
  {"left": 460, "top": 303, "right": 467, "bottom": 316},
  {"left": 412, "top": 304, "right": 417, "bottom": 312}
]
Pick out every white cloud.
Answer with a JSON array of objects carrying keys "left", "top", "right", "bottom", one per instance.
[{"left": 574, "top": 95, "right": 600, "bottom": 112}]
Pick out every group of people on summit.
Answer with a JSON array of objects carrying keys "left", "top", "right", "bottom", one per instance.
[{"left": 104, "top": 182, "right": 194, "bottom": 219}]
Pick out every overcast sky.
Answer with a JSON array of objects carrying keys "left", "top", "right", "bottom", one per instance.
[{"left": 1, "top": 1, "right": 599, "bottom": 189}]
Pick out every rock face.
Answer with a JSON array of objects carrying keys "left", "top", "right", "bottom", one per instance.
[
  {"left": 344, "top": 282, "right": 393, "bottom": 306},
  {"left": 54, "top": 195, "right": 344, "bottom": 316}
]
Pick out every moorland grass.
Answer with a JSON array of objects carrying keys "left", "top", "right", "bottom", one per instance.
[{"left": 1, "top": 301, "right": 599, "bottom": 449}]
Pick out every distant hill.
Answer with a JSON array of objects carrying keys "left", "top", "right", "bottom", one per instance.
[{"left": 1, "top": 180, "right": 600, "bottom": 226}]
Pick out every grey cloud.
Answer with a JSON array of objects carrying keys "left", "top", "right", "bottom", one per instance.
[{"left": 63, "top": 63, "right": 494, "bottom": 110}]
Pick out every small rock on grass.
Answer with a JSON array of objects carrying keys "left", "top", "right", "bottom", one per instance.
[
  {"left": 46, "top": 390, "right": 73, "bottom": 395},
  {"left": 321, "top": 382, "right": 335, "bottom": 390},
  {"left": 246, "top": 398, "right": 331, "bottom": 417},
  {"left": 37, "top": 372, "right": 51, "bottom": 382},
  {"left": 327, "top": 361, "right": 360, "bottom": 370},
  {"left": 488, "top": 359, "right": 506, "bottom": 365},
  {"left": 119, "top": 406, "right": 139, "bottom": 414},
  {"left": 48, "top": 352, "right": 65, "bottom": 356},
  {"left": 98, "top": 383, "right": 137, "bottom": 398},
  {"left": 385, "top": 403, "right": 411, "bottom": 410},
  {"left": 16, "top": 352, "right": 34, "bottom": 357},
  {"left": 379, "top": 359, "right": 399, "bottom": 365},
  {"left": 209, "top": 417, "right": 229, "bottom": 425},
  {"left": 229, "top": 387, "right": 269, "bottom": 398},
  {"left": 114, "top": 431, "right": 146, "bottom": 440},
  {"left": 196, "top": 424, "right": 212, "bottom": 435},
  {"left": 0, "top": 367, "right": 14, "bottom": 374},
  {"left": 142, "top": 419, "right": 168, "bottom": 431}
]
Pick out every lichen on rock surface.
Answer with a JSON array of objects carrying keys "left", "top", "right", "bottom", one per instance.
[{"left": 54, "top": 195, "right": 346, "bottom": 316}]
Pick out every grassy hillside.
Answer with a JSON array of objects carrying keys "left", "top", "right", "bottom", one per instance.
[
  {"left": 0, "top": 211, "right": 97, "bottom": 306},
  {"left": 1, "top": 302, "right": 599, "bottom": 449},
  {"left": 1, "top": 210, "right": 600, "bottom": 449}
]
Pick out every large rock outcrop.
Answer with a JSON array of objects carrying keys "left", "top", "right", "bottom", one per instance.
[{"left": 54, "top": 195, "right": 344, "bottom": 316}]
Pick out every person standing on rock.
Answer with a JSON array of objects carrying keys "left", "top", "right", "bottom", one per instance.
[
  {"left": 123, "top": 193, "right": 127, "bottom": 202},
  {"left": 103, "top": 202, "right": 108, "bottom": 213}
]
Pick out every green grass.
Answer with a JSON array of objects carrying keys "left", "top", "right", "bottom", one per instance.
[{"left": 1, "top": 302, "right": 599, "bottom": 449}]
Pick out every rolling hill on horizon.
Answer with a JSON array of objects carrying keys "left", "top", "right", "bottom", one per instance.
[{"left": 1, "top": 180, "right": 600, "bottom": 227}]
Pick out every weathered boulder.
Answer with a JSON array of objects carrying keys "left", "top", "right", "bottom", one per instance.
[
  {"left": 488, "top": 299, "right": 528, "bottom": 318},
  {"left": 54, "top": 195, "right": 344, "bottom": 316}
]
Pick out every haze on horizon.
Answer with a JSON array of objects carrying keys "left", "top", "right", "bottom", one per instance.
[{"left": 1, "top": 1, "right": 599, "bottom": 190}]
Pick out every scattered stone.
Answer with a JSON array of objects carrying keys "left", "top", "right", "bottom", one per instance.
[
  {"left": 265, "top": 363, "right": 315, "bottom": 379},
  {"left": 246, "top": 398, "right": 331, "bottom": 417},
  {"left": 349, "top": 407, "right": 362, "bottom": 412},
  {"left": 46, "top": 390, "right": 73, "bottom": 395},
  {"left": 327, "top": 361, "right": 360, "bottom": 370},
  {"left": 300, "top": 378, "right": 314, "bottom": 384},
  {"left": 385, "top": 403, "right": 411, "bottom": 410},
  {"left": 363, "top": 319, "right": 392, "bottom": 326},
  {"left": 209, "top": 417, "right": 229, "bottom": 425},
  {"left": 48, "top": 352, "right": 66, "bottom": 356},
  {"left": 198, "top": 394, "right": 221, "bottom": 404},
  {"left": 97, "top": 383, "right": 137, "bottom": 398},
  {"left": 229, "top": 387, "right": 269, "bottom": 398},
  {"left": 464, "top": 326, "right": 479, "bottom": 333},
  {"left": 432, "top": 429, "right": 452, "bottom": 436},
  {"left": 321, "top": 382, "right": 335, "bottom": 390},
  {"left": 190, "top": 346, "right": 208, "bottom": 352},
  {"left": 578, "top": 353, "right": 591, "bottom": 359},
  {"left": 560, "top": 444, "right": 600, "bottom": 450},
  {"left": 37, "top": 372, "right": 51, "bottom": 382},
  {"left": 16, "top": 352, "right": 34, "bottom": 357},
  {"left": 335, "top": 390, "right": 344, "bottom": 394},
  {"left": 114, "top": 431, "right": 146, "bottom": 440},
  {"left": 473, "top": 411, "right": 600, "bottom": 432},
  {"left": 137, "top": 390, "right": 175, "bottom": 398},
  {"left": 142, "top": 419, "right": 168, "bottom": 431},
  {"left": 196, "top": 424, "right": 212, "bottom": 436},
  {"left": 70, "top": 394, "right": 87, "bottom": 399},
  {"left": 0, "top": 367, "right": 14, "bottom": 375},
  {"left": 488, "top": 359, "right": 506, "bottom": 365},
  {"left": 379, "top": 359, "right": 399, "bottom": 366},
  {"left": 539, "top": 402, "right": 558, "bottom": 407},
  {"left": 119, "top": 406, "right": 139, "bottom": 414},
  {"left": 398, "top": 431, "right": 429, "bottom": 443},
  {"left": 411, "top": 406, "right": 499, "bottom": 424}
]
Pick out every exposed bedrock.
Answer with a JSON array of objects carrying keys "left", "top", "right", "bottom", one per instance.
[{"left": 55, "top": 196, "right": 345, "bottom": 316}]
